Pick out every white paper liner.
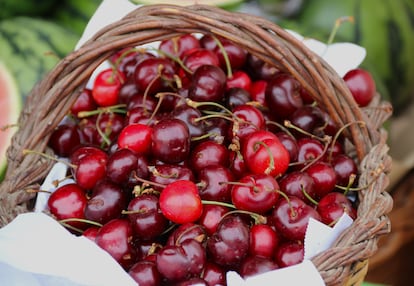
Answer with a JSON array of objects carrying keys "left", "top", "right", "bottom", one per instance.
[{"left": 0, "top": 0, "right": 364, "bottom": 284}]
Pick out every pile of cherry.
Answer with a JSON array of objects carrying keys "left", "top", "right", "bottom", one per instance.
[{"left": 46, "top": 33, "right": 376, "bottom": 286}]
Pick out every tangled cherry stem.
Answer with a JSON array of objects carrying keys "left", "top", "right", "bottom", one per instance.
[
  {"left": 22, "top": 149, "right": 75, "bottom": 169},
  {"left": 76, "top": 104, "right": 127, "bottom": 118}
]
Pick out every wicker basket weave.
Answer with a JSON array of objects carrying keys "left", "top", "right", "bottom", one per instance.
[{"left": 0, "top": 4, "right": 393, "bottom": 285}]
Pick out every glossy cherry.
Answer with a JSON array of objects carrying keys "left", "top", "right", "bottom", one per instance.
[
  {"left": 343, "top": 68, "right": 376, "bottom": 107},
  {"left": 92, "top": 68, "right": 126, "bottom": 107},
  {"left": 231, "top": 173, "right": 280, "bottom": 214},
  {"left": 159, "top": 180, "right": 203, "bottom": 224}
]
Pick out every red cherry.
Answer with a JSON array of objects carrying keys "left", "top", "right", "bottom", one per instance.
[
  {"left": 305, "top": 161, "right": 337, "bottom": 199},
  {"left": 270, "top": 196, "right": 321, "bottom": 241},
  {"left": 128, "top": 260, "right": 161, "bottom": 286},
  {"left": 249, "top": 80, "right": 267, "bottom": 106},
  {"left": 343, "top": 68, "right": 376, "bottom": 107},
  {"left": 231, "top": 173, "right": 280, "bottom": 214},
  {"left": 92, "top": 68, "right": 126, "bottom": 107},
  {"left": 47, "top": 183, "right": 87, "bottom": 228},
  {"left": 126, "top": 194, "right": 168, "bottom": 241},
  {"left": 249, "top": 224, "right": 279, "bottom": 259},
  {"left": 274, "top": 240, "right": 304, "bottom": 268},
  {"left": 70, "top": 146, "right": 108, "bottom": 190},
  {"left": 151, "top": 118, "right": 191, "bottom": 164},
  {"left": 242, "top": 130, "right": 290, "bottom": 177},
  {"left": 159, "top": 34, "right": 201, "bottom": 59},
  {"left": 159, "top": 180, "right": 203, "bottom": 224},
  {"left": 239, "top": 255, "right": 279, "bottom": 279},
  {"left": 317, "top": 192, "right": 356, "bottom": 225},
  {"left": 197, "top": 204, "right": 229, "bottom": 236},
  {"left": 70, "top": 88, "right": 97, "bottom": 117},
  {"left": 226, "top": 70, "right": 252, "bottom": 91},
  {"left": 95, "top": 218, "right": 136, "bottom": 269},
  {"left": 265, "top": 73, "right": 303, "bottom": 120},
  {"left": 117, "top": 123, "right": 153, "bottom": 155}
]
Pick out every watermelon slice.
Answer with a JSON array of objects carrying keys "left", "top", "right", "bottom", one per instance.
[
  {"left": 131, "top": 0, "right": 244, "bottom": 10},
  {"left": 0, "top": 61, "right": 21, "bottom": 180}
]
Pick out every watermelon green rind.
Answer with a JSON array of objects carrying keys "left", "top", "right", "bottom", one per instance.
[
  {"left": 53, "top": 0, "right": 102, "bottom": 35},
  {"left": 0, "top": 61, "right": 21, "bottom": 181},
  {"left": 0, "top": 0, "right": 57, "bottom": 20},
  {"left": 0, "top": 17, "right": 79, "bottom": 100},
  {"left": 130, "top": 0, "right": 244, "bottom": 10}
]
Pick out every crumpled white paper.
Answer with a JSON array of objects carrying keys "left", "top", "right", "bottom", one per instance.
[{"left": 0, "top": 0, "right": 361, "bottom": 285}]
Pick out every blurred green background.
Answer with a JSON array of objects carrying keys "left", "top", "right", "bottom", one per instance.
[{"left": 1, "top": 0, "right": 413, "bottom": 285}]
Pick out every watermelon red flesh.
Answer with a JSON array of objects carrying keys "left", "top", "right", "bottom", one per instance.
[{"left": 0, "top": 61, "right": 21, "bottom": 180}]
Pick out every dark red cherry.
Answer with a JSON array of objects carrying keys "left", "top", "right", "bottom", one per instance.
[
  {"left": 166, "top": 222, "right": 207, "bottom": 246},
  {"left": 134, "top": 57, "right": 176, "bottom": 95},
  {"left": 152, "top": 118, "right": 191, "bottom": 164},
  {"left": 226, "top": 87, "right": 251, "bottom": 109},
  {"left": 274, "top": 240, "right": 304, "bottom": 268},
  {"left": 231, "top": 104, "right": 265, "bottom": 140},
  {"left": 331, "top": 154, "right": 358, "bottom": 187},
  {"left": 239, "top": 256, "right": 279, "bottom": 279},
  {"left": 279, "top": 171, "right": 317, "bottom": 204},
  {"left": 149, "top": 164, "right": 194, "bottom": 191},
  {"left": 126, "top": 194, "right": 168, "bottom": 241},
  {"left": 265, "top": 73, "right": 303, "bottom": 120},
  {"left": 188, "top": 65, "right": 226, "bottom": 103},
  {"left": 197, "top": 165, "right": 234, "bottom": 202},
  {"left": 105, "top": 148, "right": 139, "bottom": 185},
  {"left": 48, "top": 124, "right": 81, "bottom": 157},
  {"left": 189, "top": 140, "right": 229, "bottom": 171},
  {"left": 183, "top": 48, "right": 220, "bottom": 73},
  {"left": 159, "top": 34, "right": 201, "bottom": 59},
  {"left": 207, "top": 214, "right": 250, "bottom": 267},
  {"left": 70, "top": 88, "right": 97, "bottom": 117},
  {"left": 156, "top": 239, "right": 206, "bottom": 282},
  {"left": 84, "top": 179, "right": 127, "bottom": 224},
  {"left": 128, "top": 260, "right": 161, "bottom": 286}
]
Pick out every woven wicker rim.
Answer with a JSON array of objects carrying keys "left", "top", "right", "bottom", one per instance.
[{"left": 0, "top": 4, "right": 393, "bottom": 285}]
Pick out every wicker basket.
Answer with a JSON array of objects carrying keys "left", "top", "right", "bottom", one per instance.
[{"left": 0, "top": 4, "right": 393, "bottom": 285}]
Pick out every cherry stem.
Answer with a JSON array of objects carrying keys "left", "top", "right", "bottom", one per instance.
[
  {"left": 25, "top": 188, "right": 52, "bottom": 194},
  {"left": 132, "top": 172, "right": 166, "bottom": 189},
  {"left": 221, "top": 209, "right": 267, "bottom": 225},
  {"left": 327, "top": 120, "right": 365, "bottom": 162},
  {"left": 77, "top": 104, "right": 127, "bottom": 118},
  {"left": 95, "top": 112, "right": 112, "bottom": 147},
  {"left": 278, "top": 190, "right": 297, "bottom": 218},
  {"left": 185, "top": 98, "right": 233, "bottom": 115},
  {"left": 327, "top": 16, "right": 355, "bottom": 46},
  {"left": 254, "top": 141, "right": 275, "bottom": 175},
  {"left": 22, "top": 149, "right": 75, "bottom": 169},
  {"left": 299, "top": 136, "right": 332, "bottom": 172},
  {"left": 301, "top": 186, "right": 318, "bottom": 206},
  {"left": 212, "top": 35, "right": 232, "bottom": 78},
  {"left": 266, "top": 120, "right": 294, "bottom": 138},
  {"left": 284, "top": 120, "right": 329, "bottom": 143},
  {"left": 1, "top": 123, "right": 18, "bottom": 131},
  {"left": 58, "top": 218, "right": 103, "bottom": 228},
  {"left": 149, "top": 166, "right": 178, "bottom": 179}
]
